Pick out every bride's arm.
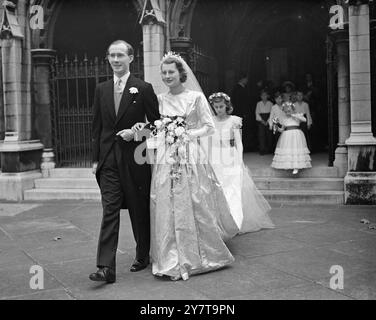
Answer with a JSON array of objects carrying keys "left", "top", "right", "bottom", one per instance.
[{"left": 188, "top": 93, "right": 215, "bottom": 138}]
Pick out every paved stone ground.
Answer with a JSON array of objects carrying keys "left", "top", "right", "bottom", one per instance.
[{"left": 0, "top": 200, "right": 375, "bottom": 300}]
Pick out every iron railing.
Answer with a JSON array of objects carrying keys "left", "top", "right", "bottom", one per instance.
[
  {"left": 191, "top": 44, "right": 218, "bottom": 96},
  {"left": 326, "top": 35, "right": 338, "bottom": 167}
]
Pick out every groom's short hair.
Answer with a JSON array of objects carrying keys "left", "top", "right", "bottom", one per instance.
[{"left": 107, "top": 40, "right": 134, "bottom": 57}]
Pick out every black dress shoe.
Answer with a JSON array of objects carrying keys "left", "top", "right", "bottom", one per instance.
[
  {"left": 89, "top": 267, "right": 116, "bottom": 283},
  {"left": 130, "top": 258, "right": 149, "bottom": 272}
]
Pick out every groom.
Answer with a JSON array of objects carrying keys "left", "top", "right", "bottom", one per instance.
[{"left": 90, "top": 40, "right": 160, "bottom": 283}]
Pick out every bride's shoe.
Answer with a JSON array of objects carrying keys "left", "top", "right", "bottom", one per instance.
[
  {"left": 170, "top": 275, "right": 180, "bottom": 281},
  {"left": 170, "top": 272, "right": 189, "bottom": 281}
]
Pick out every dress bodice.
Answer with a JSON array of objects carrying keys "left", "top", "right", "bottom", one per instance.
[
  {"left": 281, "top": 114, "right": 302, "bottom": 126},
  {"left": 157, "top": 90, "right": 214, "bottom": 130},
  {"left": 213, "top": 116, "right": 242, "bottom": 148}
]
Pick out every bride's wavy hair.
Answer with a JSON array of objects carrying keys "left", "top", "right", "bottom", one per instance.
[
  {"left": 160, "top": 56, "right": 188, "bottom": 83},
  {"left": 208, "top": 92, "right": 233, "bottom": 115}
]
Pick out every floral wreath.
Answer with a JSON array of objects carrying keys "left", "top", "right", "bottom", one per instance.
[{"left": 208, "top": 92, "right": 231, "bottom": 104}]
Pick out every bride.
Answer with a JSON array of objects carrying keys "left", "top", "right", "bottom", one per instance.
[{"left": 135, "top": 53, "right": 239, "bottom": 281}]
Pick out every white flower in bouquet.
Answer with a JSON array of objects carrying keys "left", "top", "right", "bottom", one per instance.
[
  {"left": 178, "top": 145, "right": 186, "bottom": 157},
  {"left": 154, "top": 120, "right": 163, "bottom": 129},
  {"left": 174, "top": 126, "right": 185, "bottom": 137},
  {"left": 176, "top": 117, "right": 185, "bottom": 124},
  {"left": 167, "top": 123, "right": 177, "bottom": 131},
  {"left": 183, "top": 134, "right": 190, "bottom": 143},
  {"left": 166, "top": 135, "right": 175, "bottom": 144},
  {"left": 162, "top": 117, "right": 172, "bottom": 125}
]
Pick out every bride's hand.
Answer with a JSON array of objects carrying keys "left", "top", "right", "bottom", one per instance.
[{"left": 131, "top": 122, "right": 146, "bottom": 132}]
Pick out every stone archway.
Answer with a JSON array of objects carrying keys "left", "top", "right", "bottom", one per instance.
[{"left": 30, "top": 0, "right": 143, "bottom": 50}]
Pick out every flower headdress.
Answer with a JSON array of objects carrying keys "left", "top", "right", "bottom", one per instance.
[{"left": 208, "top": 92, "right": 231, "bottom": 104}]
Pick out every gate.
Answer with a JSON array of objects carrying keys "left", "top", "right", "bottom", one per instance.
[
  {"left": 50, "top": 50, "right": 143, "bottom": 167},
  {"left": 326, "top": 35, "right": 338, "bottom": 167}
]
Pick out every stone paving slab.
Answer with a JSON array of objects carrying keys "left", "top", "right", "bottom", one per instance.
[
  {"left": 249, "top": 246, "right": 376, "bottom": 282},
  {"left": 0, "top": 200, "right": 375, "bottom": 300}
]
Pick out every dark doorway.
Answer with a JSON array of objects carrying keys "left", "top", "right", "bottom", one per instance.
[{"left": 191, "top": 0, "right": 330, "bottom": 154}]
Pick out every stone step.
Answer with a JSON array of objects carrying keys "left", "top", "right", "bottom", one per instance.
[
  {"left": 253, "top": 177, "right": 343, "bottom": 191},
  {"left": 24, "top": 187, "right": 344, "bottom": 204},
  {"left": 34, "top": 178, "right": 99, "bottom": 189},
  {"left": 49, "top": 168, "right": 93, "bottom": 178},
  {"left": 34, "top": 177, "right": 344, "bottom": 191},
  {"left": 48, "top": 166, "right": 339, "bottom": 179},
  {"left": 261, "top": 190, "right": 344, "bottom": 205},
  {"left": 24, "top": 188, "right": 101, "bottom": 201},
  {"left": 247, "top": 166, "right": 339, "bottom": 178}
]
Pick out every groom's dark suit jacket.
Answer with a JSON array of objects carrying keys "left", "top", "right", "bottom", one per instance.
[{"left": 92, "top": 74, "right": 160, "bottom": 208}]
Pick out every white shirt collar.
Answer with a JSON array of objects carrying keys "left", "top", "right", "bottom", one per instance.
[{"left": 114, "top": 72, "right": 130, "bottom": 85}]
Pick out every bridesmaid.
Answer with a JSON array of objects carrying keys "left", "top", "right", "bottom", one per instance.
[{"left": 209, "top": 92, "right": 274, "bottom": 234}]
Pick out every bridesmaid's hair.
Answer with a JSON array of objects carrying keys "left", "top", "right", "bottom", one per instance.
[
  {"left": 106, "top": 40, "right": 134, "bottom": 57},
  {"left": 161, "top": 57, "right": 187, "bottom": 83},
  {"left": 274, "top": 92, "right": 283, "bottom": 99},
  {"left": 209, "top": 95, "right": 233, "bottom": 115}
]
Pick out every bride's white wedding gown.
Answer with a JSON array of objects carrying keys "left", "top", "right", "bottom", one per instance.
[{"left": 150, "top": 90, "right": 239, "bottom": 281}]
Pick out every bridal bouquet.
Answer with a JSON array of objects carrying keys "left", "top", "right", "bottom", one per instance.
[
  {"left": 272, "top": 117, "right": 282, "bottom": 134},
  {"left": 150, "top": 116, "right": 190, "bottom": 181}
]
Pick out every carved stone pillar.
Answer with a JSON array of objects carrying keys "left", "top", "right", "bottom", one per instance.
[
  {"left": 31, "top": 49, "right": 56, "bottom": 177},
  {"left": 0, "top": 1, "right": 43, "bottom": 200},
  {"left": 344, "top": 3, "right": 376, "bottom": 204},
  {"left": 140, "top": 0, "right": 166, "bottom": 95},
  {"left": 333, "top": 29, "right": 351, "bottom": 177},
  {"left": 0, "top": 45, "right": 4, "bottom": 170}
]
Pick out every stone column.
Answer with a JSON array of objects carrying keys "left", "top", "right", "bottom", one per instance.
[
  {"left": 0, "top": 1, "right": 43, "bottom": 200},
  {"left": 333, "top": 29, "right": 351, "bottom": 177},
  {"left": 139, "top": 0, "right": 167, "bottom": 95},
  {"left": 142, "top": 22, "right": 166, "bottom": 95},
  {"left": 344, "top": 3, "right": 376, "bottom": 204},
  {"left": 371, "top": 4, "right": 376, "bottom": 137},
  {"left": 31, "top": 49, "right": 56, "bottom": 177},
  {"left": 0, "top": 46, "right": 4, "bottom": 170}
]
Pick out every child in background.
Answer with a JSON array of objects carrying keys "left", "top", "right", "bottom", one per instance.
[
  {"left": 271, "top": 102, "right": 312, "bottom": 175},
  {"left": 294, "top": 90, "right": 312, "bottom": 150},
  {"left": 255, "top": 90, "right": 273, "bottom": 155},
  {"left": 268, "top": 93, "right": 285, "bottom": 151}
]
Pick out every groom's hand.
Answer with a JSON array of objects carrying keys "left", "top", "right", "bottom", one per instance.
[{"left": 116, "top": 129, "right": 134, "bottom": 142}]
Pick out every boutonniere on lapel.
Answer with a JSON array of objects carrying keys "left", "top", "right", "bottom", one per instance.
[{"left": 129, "top": 87, "right": 139, "bottom": 103}]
